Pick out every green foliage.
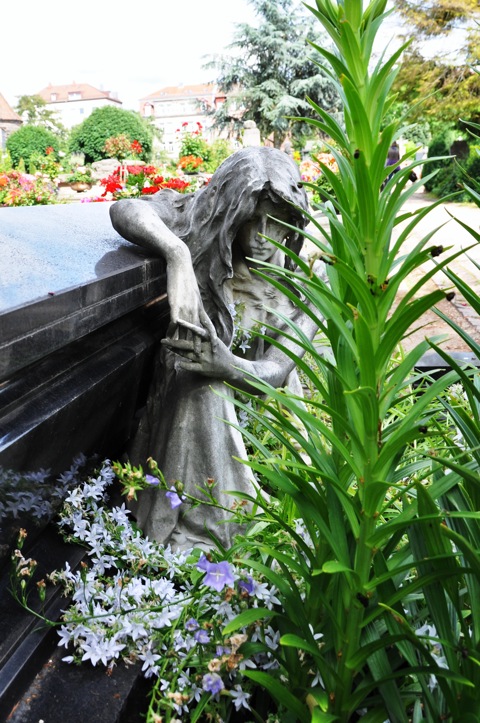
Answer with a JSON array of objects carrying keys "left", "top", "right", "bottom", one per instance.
[
  {"left": 214, "top": 1, "right": 480, "bottom": 719},
  {"left": 15, "top": 94, "right": 67, "bottom": 141},
  {"left": 207, "top": 0, "right": 341, "bottom": 146},
  {"left": 464, "top": 149, "right": 480, "bottom": 184},
  {"left": 203, "top": 138, "right": 233, "bottom": 173},
  {"left": 423, "top": 132, "right": 480, "bottom": 199},
  {"left": 68, "top": 106, "right": 153, "bottom": 163},
  {"left": 423, "top": 134, "right": 453, "bottom": 192},
  {"left": 395, "top": 0, "right": 479, "bottom": 37},
  {"left": 27, "top": 150, "right": 62, "bottom": 180},
  {"left": 0, "top": 149, "right": 13, "bottom": 172},
  {"left": 178, "top": 124, "right": 211, "bottom": 162},
  {"left": 391, "top": 0, "right": 480, "bottom": 133},
  {"left": 6, "top": 125, "right": 59, "bottom": 168}
]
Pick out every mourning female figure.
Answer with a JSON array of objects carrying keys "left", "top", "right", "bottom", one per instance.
[{"left": 110, "top": 146, "right": 323, "bottom": 549}]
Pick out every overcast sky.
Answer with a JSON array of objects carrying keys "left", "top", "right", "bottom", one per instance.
[
  {"left": 2, "top": 1, "right": 461, "bottom": 115},
  {"left": 1, "top": 0, "right": 257, "bottom": 111}
]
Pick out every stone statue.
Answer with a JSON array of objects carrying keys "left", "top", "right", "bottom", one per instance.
[{"left": 109, "top": 146, "right": 324, "bottom": 549}]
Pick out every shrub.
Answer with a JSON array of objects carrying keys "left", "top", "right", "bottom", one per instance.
[
  {"left": 465, "top": 150, "right": 480, "bottom": 185},
  {"left": 177, "top": 121, "right": 211, "bottom": 163},
  {"left": 6, "top": 125, "right": 59, "bottom": 168},
  {"left": 68, "top": 106, "right": 153, "bottom": 163},
  {"left": 204, "top": 138, "right": 234, "bottom": 173},
  {"left": 423, "top": 134, "right": 451, "bottom": 192}
]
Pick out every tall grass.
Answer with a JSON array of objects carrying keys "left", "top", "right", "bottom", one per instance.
[{"left": 222, "top": 2, "right": 480, "bottom": 720}]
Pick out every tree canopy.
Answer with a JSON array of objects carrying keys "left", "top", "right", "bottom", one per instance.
[
  {"left": 15, "top": 95, "right": 66, "bottom": 139},
  {"left": 391, "top": 0, "right": 480, "bottom": 134},
  {"left": 68, "top": 106, "right": 153, "bottom": 163},
  {"left": 395, "top": 0, "right": 479, "bottom": 37},
  {"left": 207, "top": 0, "right": 340, "bottom": 147}
]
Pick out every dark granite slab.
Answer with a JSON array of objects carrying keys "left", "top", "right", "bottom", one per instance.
[
  {"left": 0, "top": 203, "right": 166, "bottom": 380},
  {"left": 0, "top": 202, "right": 169, "bottom": 562},
  {"left": 0, "top": 203, "right": 169, "bottom": 718}
]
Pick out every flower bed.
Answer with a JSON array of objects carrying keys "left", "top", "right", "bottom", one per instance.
[{"left": 0, "top": 170, "right": 57, "bottom": 206}]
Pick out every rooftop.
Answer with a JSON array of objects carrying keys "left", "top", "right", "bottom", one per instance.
[
  {"left": 0, "top": 93, "right": 22, "bottom": 122},
  {"left": 37, "top": 83, "right": 122, "bottom": 104}
]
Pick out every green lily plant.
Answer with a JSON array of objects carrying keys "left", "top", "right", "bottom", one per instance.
[{"left": 219, "top": 1, "right": 480, "bottom": 721}]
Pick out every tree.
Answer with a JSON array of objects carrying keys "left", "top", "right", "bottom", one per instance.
[
  {"left": 68, "top": 106, "right": 153, "bottom": 163},
  {"left": 395, "top": 0, "right": 479, "bottom": 38},
  {"left": 206, "top": 0, "right": 340, "bottom": 147},
  {"left": 390, "top": 0, "right": 480, "bottom": 133},
  {"left": 392, "top": 48, "right": 480, "bottom": 131},
  {"left": 15, "top": 95, "right": 66, "bottom": 138},
  {"left": 6, "top": 125, "right": 59, "bottom": 167}
]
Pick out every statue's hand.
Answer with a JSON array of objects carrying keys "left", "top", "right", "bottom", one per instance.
[{"left": 162, "top": 320, "right": 237, "bottom": 380}]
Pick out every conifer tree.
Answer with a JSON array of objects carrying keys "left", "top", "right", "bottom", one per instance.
[{"left": 207, "top": 0, "right": 340, "bottom": 147}]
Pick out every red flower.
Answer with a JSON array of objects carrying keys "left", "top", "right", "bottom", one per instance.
[
  {"left": 182, "top": 121, "right": 188, "bottom": 127},
  {"left": 141, "top": 186, "right": 160, "bottom": 195},
  {"left": 131, "top": 139, "right": 143, "bottom": 154},
  {"left": 163, "top": 178, "right": 190, "bottom": 191},
  {"left": 45, "top": 146, "right": 54, "bottom": 155},
  {"left": 126, "top": 165, "right": 144, "bottom": 175},
  {"left": 100, "top": 173, "right": 123, "bottom": 196}
]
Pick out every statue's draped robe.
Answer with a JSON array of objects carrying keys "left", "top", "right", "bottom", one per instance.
[{"left": 130, "top": 252, "right": 307, "bottom": 549}]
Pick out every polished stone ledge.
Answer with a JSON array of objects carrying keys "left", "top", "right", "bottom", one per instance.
[{"left": 0, "top": 202, "right": 166, "bottom": 380}]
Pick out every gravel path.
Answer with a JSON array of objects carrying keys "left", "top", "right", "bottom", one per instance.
[{"left": 305, "top": 191, "right": 480, "bottom": 354}]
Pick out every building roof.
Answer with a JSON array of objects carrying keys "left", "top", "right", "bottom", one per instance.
[
  {"left": 141, "top": 83, "right": 217, "bottom": 102},
  {"left": 37, "top": 83, "right": 122, "bottom": 104},
  {"left": 0, "top": 93, "right": 22, "bottom": 122}
]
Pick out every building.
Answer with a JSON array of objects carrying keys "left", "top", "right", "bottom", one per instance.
[
  {"left": 36, "top": 82, "right": 122, "bottom": 129},
  {"left": 139, "top": 83, "right": 227, "bottom": 156},
  {"left": 0, "top": 93, "right": 22, "bottom": 150}
]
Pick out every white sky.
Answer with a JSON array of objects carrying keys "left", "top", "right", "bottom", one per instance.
[
  {"left": 1, "top": 0, "right": 257, "bottom": 111},
  {"left": 1, "top": 1, "right": 463, "bottom": 115}
]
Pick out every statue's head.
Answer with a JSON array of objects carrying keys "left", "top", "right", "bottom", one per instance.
[
  {"left": 181, "top": 146, "right": 309, "bottom": 344},
  {"left": 189, "top": 146, "right": 309, "bottom": 270}
]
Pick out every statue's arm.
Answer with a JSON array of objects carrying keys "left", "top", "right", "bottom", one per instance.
[
  {"left": 110, "top": 198, "right": 191, "bottom": 266},
  {"left": 110, "top": 199, "right": 206, "bottom": 330},
  {"left": 165, "top": 304, "right": 320, "bottom": 393}
]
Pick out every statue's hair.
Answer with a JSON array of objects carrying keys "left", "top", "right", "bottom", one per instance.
[{"left": 143, "top": 146, "right": 309, "bottom": 344}]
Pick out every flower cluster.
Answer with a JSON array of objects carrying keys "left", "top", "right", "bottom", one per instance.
[
  {"left": 176, "top": 121, "right": 210, "bottom": 167},
  {"left": 0, "top": 170, "right": 57, "bottom": 206},
  {"left": 103, "top": 135, "right": 142, "bottom": 162},
  {"left": 99, "top": 164, "right": 191, "bottom": 200},
  {"left": 300, "top": 153, "right": 338, "bottom": 184},
  {"left": 178, "top": 154, "right": 204, "bottom": 173},
  {"left": 313, "top": 151, "right": 339, "bottom": 174},
  {"left": 0, "top": 454, "right": 88, "bottom": 533},
  {"left": 20, "top": 461, "right": 283, "bottom": 720},
  {"left": 299, "top": 158, "right": 321, "bottom": 184}
]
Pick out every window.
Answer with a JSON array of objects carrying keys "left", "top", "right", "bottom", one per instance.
[
  {"left": 50, "top": 93, "right": 57, "bottom": 101},
  {"left": 68, "top": 92, "right": 82, "bottom": 101}
]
